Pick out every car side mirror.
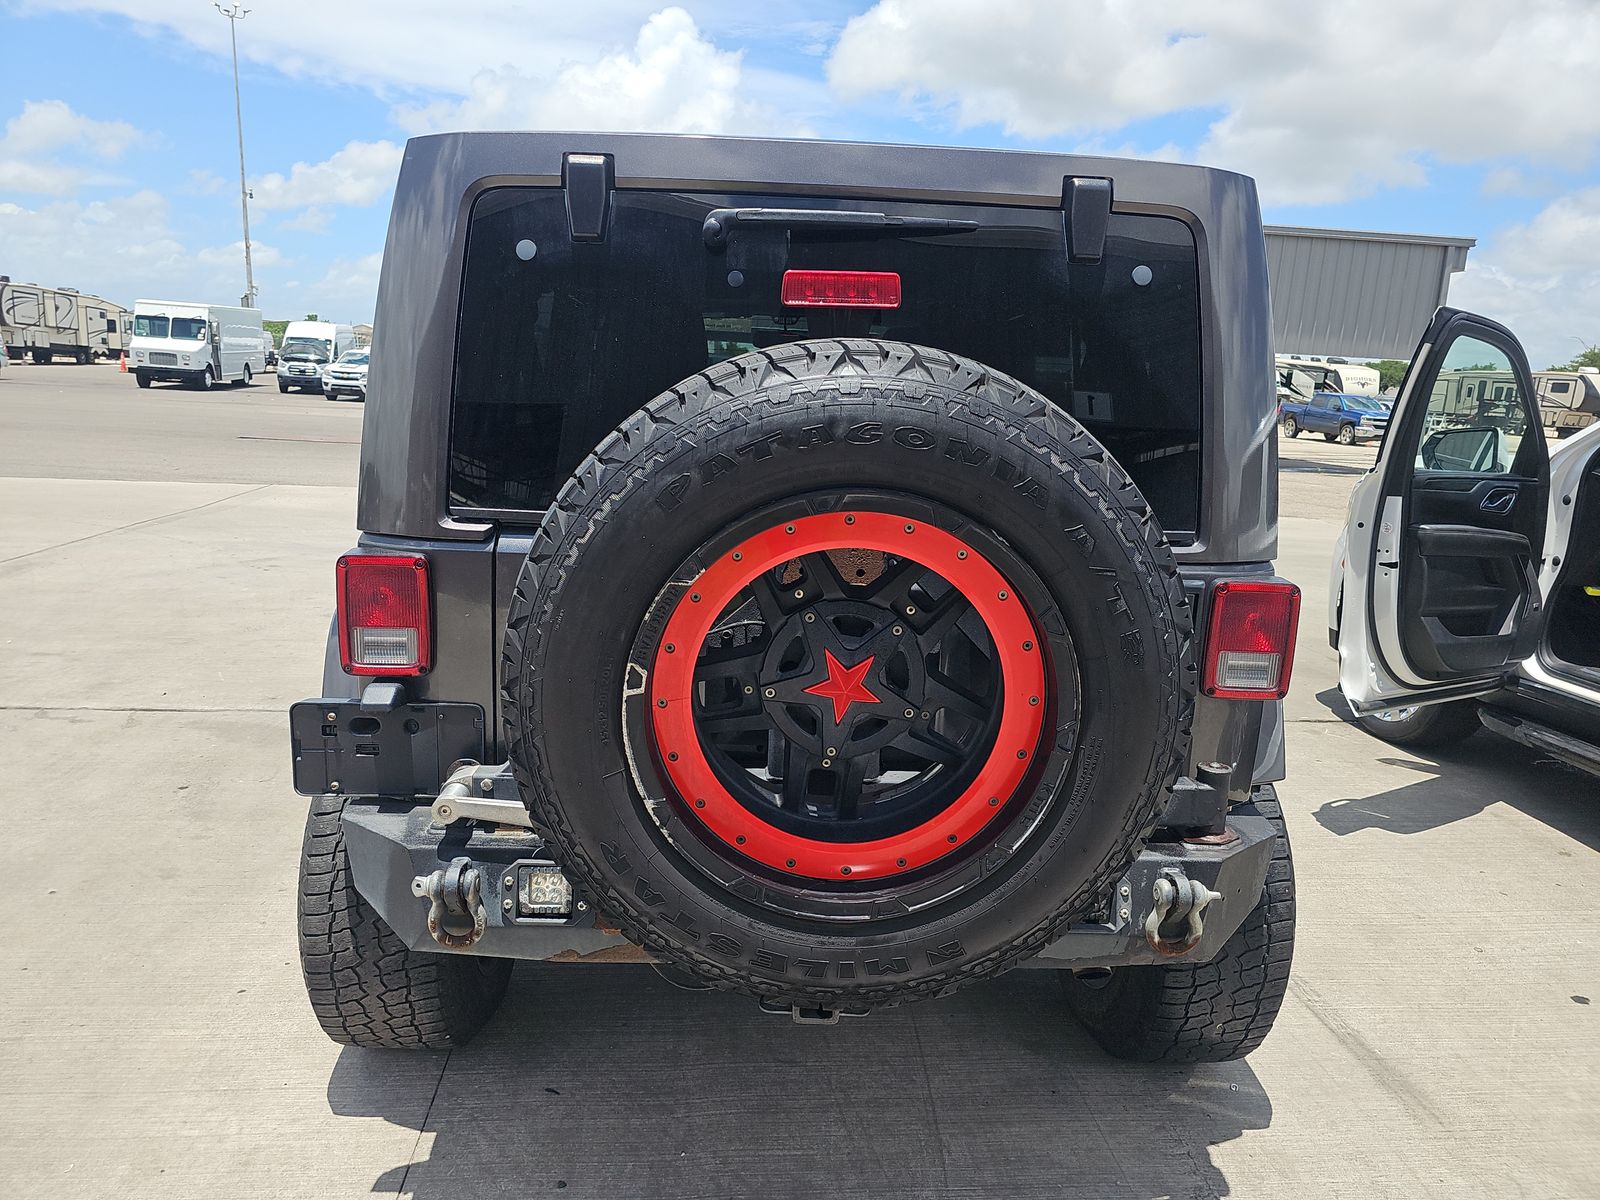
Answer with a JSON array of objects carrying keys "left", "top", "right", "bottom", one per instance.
[{"left": 1420, "top": 427, "right": 1501, "bottom": 472}]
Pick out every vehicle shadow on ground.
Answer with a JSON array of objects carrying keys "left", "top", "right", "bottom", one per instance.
[
  {"left": 327, "top": 967, "right": 1270, "bottom": 1200},
  {"left": 1312, "top": 729, "right": 1600, "bottom": 850},
  {"left": 1277, "top": 457, "right": 1370, "bottom": 476}
]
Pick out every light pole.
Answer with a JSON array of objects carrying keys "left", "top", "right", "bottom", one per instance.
[{"left": 215, "top": 3, "right": 256, "bottom": 308}]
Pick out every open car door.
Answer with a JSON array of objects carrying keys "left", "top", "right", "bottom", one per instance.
[{"left": 1339, "top": 308, "right": 1550, "bottom": 713}]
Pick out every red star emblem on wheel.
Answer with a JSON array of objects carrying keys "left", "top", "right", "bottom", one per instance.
[{"left": 802, "top": 649, "right": 881, "bottom": 724}]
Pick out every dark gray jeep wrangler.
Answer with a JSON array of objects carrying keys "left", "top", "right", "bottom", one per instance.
[{"left": 291, "top": 132, "right": 1300, "bottom": 1062}]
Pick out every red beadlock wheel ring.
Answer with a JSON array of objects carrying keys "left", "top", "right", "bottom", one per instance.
[{"left": 649, "top": 511, "right": 1048, "bottom": 881}]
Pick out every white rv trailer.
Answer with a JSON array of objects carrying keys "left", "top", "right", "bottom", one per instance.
[
  {"left": 1534, "top": 368, "right": 1600, "bottom": 438},
  {"left": 0, "top": 278, "right": 129, "bottom": 363},
  {"left": 1273, "top": 355, "right": 1381, "bottom": 397},
  {"left": 128, "top": 299, "right": 265, "bottom": 390}
]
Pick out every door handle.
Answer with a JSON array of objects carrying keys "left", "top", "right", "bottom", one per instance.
[{"left": 1480, "top": 487, "right": 1517, "bottom": 514}]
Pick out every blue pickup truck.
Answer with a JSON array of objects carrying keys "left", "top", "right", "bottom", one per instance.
[{"left": 1279, "top": 390, "right": 1391, "bottom": 444}]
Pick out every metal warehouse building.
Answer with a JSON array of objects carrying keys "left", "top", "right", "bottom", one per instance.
[{"left": 1264, "top": 225, "right": 1476, "bottom": 360}]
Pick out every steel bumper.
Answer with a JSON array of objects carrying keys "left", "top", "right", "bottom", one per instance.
[{"left": 340, "top": 797, "right": 1275, "bottom": 970}]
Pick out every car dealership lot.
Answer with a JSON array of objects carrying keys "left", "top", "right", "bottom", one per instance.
[{"left": 1, "top": 363, "right": 1596, "bottom": 1199}]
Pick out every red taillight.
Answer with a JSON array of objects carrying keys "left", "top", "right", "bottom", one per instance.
[
  {"left": 1202, "top": 581, "right": 1301, "bottom": 700},
  {"left": 780, "top": 270, "right": 901, "bottom": 309},
  {"left": 337, "top": 554, "right": 431, "bottom": 676}
]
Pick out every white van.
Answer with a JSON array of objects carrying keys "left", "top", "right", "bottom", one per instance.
[
  {"left": 277, "top": 320, "right": 355, "bottom": 393},
  {"left": 129, "top": 300, "right": 265, "bottom": 390}
]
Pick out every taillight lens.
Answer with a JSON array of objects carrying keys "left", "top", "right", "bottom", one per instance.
[
  {"left": 781, "top": 270, "right": 902, "bottom": 309},
  {"left": 1202, "top": 581, "right": 1301, "bottom": 699},
  {"left": 337, "top": 554, "right": 431, "bottom": 676}
]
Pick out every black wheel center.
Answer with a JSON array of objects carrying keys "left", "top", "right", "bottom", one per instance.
[
  {"left": 688, "top": 547, "right": 1008, "bottom": 837},
  {"left": 760, "top": 599, "right": 922, "bottom": 758}
]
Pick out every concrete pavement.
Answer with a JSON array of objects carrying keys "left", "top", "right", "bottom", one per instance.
[{"left": 0, "top": 363, "right": 1595, "bottom": 1199}]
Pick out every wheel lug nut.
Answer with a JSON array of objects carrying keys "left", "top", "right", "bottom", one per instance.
[
  {"left": 844, "top": 514, "right": 855, "bottom": 525},
  {"left": 764, "top": 688, "right": 776, "bottom": 698},
  {"left": 892, "top": 625, "right": 903, "bottom": 636},
  {"left": 997, "top": 590, "right": 1008, "bottom": 601},
  {"left": 904, "top": 523, "right": 915, "bottom": 534},
  {"left": 904, "top": 708, "right": 915, "bottom": 719},
  {"left": 804, "top": 612, "right": 816, "bottom": 623},
  {"left": 921, "top": 711, "right": 930, "bottom": 720},
  {"left": 826, "top": 747, "right": 837, "bottom": 756},
  {"left": 744, "top": 685, "right": 754, "bottom": 694},
  {"left": 957, "top": 550, "right": 968, "bottom": 560},
  {"left": 732, "top": 551, "right": 742, "bottom": 561},
  {"left": 794, "top": 589, "right": 805, "bottom": 599},
  {"left": 1029, "top": 696, "right": 1039, "bottom": 706},
  {"left": 905, "top": 605, "right": 917, "bottom": 615},
  {"left": 821, "top": 758, "right": 831, "bottom": 767}
]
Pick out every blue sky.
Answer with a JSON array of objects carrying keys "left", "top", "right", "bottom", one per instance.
[{"left": 3, "top": 0, "right": 1598, "bottom": 366}]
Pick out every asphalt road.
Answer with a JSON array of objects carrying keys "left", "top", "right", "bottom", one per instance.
[{"left": 2, "top": 361, "right": 1596, "bottom": 1199}]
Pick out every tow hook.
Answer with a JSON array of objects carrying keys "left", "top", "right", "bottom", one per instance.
[
  {"left": 412, "top": 856, "right": 487, "bottom": 949},
  {"left": 1143, "top": 868, "right": 1223, "bottom": 957}
]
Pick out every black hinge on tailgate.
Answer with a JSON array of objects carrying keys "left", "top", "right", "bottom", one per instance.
[
  {"left": 564, "top": 152, "right": 614, "bottom": 243},
  {"left": 1063, "top": 176, "right": 1112, "bottom": 263}
]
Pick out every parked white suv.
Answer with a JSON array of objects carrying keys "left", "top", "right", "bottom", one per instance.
[
  {"left": 1329, "top": 307, "right": 1600, "bottom": 776},
  {"left": 321, "top": 348, "right": 369, "bottom": 402}
]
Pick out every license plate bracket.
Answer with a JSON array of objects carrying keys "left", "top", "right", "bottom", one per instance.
[{"left": 289, "top": 699, "right": 486, "bottom": 797}]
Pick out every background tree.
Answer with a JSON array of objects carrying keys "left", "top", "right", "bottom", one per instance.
[
  {"left": 1547, "top": 342, "right": 1600, "bottom": 372},
  {"left": 1367, "top": 359, "right": 1409, "bottom": 390}
]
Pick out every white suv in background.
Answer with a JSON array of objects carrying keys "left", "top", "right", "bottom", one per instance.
[
  {"left": 321, "top": 348, "right": 369, "bottom": 402},
  {"left": 1330, "top": 308, "right": 1600, "bottom": 777}
]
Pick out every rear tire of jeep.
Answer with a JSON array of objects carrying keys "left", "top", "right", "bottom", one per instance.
[
  {"left": 502, "top": 339, "right": 1194, "bottom": 1012},
  {"left": 1060, "top": 788, "right": 1294, "bottom": 1063},
  {"left": 297, "top": 792, "right": 512, "bottom": 1049}
]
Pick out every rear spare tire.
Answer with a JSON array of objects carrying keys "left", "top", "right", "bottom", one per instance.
[{"left": 502, "top": 340, "right": 1195, "bottom": 1011}]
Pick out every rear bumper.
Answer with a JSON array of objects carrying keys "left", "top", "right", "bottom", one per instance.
[{"left": 334, "top": 779, "right": 1276, "bottom": 970}]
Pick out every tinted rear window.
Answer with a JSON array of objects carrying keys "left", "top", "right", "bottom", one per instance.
[{"left": 451, "top": 189, "right": 1203, "bottom": 535}]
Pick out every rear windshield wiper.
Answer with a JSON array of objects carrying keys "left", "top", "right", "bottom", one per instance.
[{"left": 703, "top": 208, "right": 980, "bottom": 249}]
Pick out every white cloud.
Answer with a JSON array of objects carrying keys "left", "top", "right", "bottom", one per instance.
[
  {"left": 0, "top": 99, "right": 142, "bottom": 195},
  {"left": 0, "top": 190, "right": 366, "bottom": 320},
  {"left": 277, "top": 206, "right": 333, "bottom": 234},
  {"left": 827, "top": 0, "right": 1600, "bottom": 205},
  {"left": 250, "top": 140, "right": 403, "bottom": 210},
  {"left": 306, "top": 251, "right": 384, "bottom": 323},
  {"left": 2, "top": 98, "right": 139, "bottom": 158},
  {"left": 395, "top": 8, "right": 809, "bottom": 137},
  {"left": 187, "top": 168, "right": 225, "bottom": 195},
  {"left": 1451, "top": 188, "right": 1600, "bottom": 369},
  {"left": 196, "top": 240, "right": 285, "bottom": 269}
]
